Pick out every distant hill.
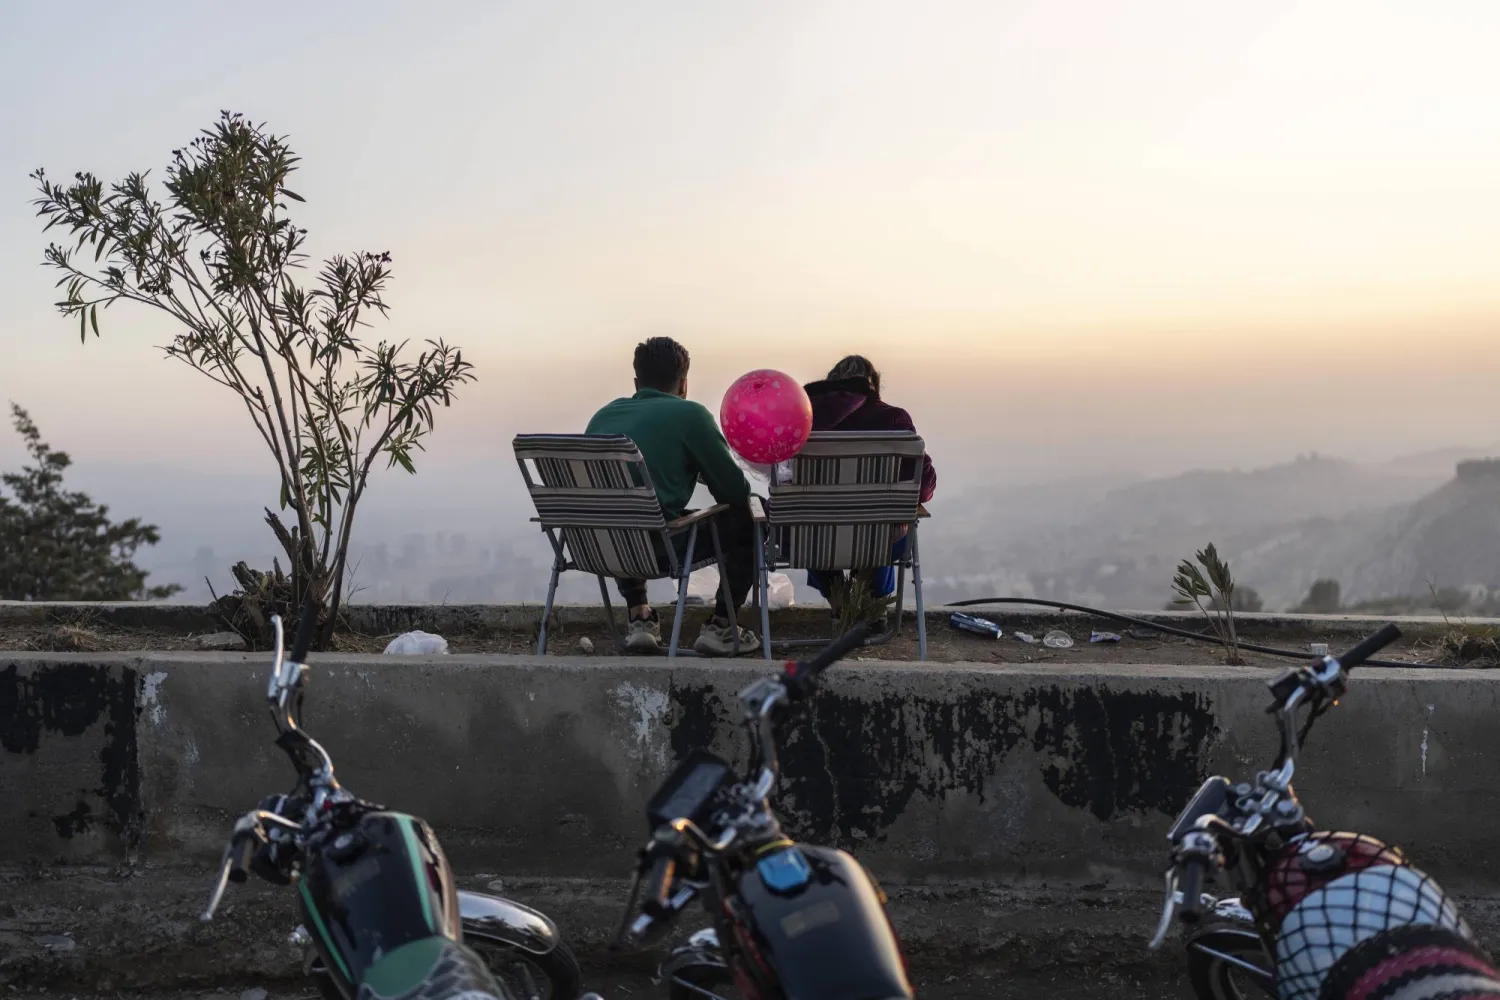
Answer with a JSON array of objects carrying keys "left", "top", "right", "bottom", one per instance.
[
  {"left": 921, "top": 452, "right": 1467, "bottom": 609},
  {"left": 1380, "top": 443, "right": 1500, "bottom": 479},
  {"left": 1341, "top": 459, "right": 1500, "bottom": 602},
  {"left": 1102, "top": 454, "right": 1447, "bottom": 531}
]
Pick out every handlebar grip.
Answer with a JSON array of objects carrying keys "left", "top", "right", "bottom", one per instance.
[
  {"left": 288, "top": 591, "right": 320, "bottom": 663},
  {"left": 640, "top": 854, "right": 676, "bottom": 918},
  {"left": 1334, "top": 623, "right": 1402, "bottom": 672},
  {"left": 1177, "top": 858, "right": 1207, "bottom": 924},
  {"left": 785, "top": 625, "right": 870, "bottom": 698},
  {"left": 227, "top": 831, "right": 257, "bottom": 884}
]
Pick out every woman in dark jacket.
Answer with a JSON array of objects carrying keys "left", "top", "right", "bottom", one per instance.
[{"left": 801, "top": 355, "right": 936, "bottom": 602}]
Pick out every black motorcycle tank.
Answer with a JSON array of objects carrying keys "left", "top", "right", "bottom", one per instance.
[
  {"left": 734, "top": 843, "right": 912, "bottom": 1000},
  {"left": 298, "top": 811, "right": 460, "bottom": 991}
]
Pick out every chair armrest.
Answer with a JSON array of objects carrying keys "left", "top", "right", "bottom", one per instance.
[
  {"left": 749, "top": 495, "right": 767, "bottom": 522},
  {"left": 665, "top": 503, "right": 732, "bottom": 531}
]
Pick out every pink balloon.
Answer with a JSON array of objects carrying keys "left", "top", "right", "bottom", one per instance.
[{"left": 719, "top": 369, "right": 813, "bottom": 464}]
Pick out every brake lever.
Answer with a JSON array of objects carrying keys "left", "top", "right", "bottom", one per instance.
[
  {"left": 626, "top": 882, "right": 700, "bottom": 945},
  {"left": 201, "top": 849, "right": 236, "bottom": 922},
  {"left": 200, "top": 809, "right": 305, "bottom": 922},
  {"left": 1147, "top": 868, "right": 1180, "bottom": 950},
  {"left": 610, "top": 862, "right": 647, "bottom": 951}
]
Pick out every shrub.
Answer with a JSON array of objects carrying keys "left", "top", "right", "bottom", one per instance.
[
  {"left": 32, "top": 113, "right": 475, "bottom": 647},
  {"left": 0, "top": 404, "right": 180, "bottom": 601}
]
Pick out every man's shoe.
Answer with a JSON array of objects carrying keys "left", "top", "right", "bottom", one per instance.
[
  {"left": 693, "top": 618, "right": 757, "bottom": 657},
  {"left": 625, "top": 614, "right": 663, "bottom": 653}
]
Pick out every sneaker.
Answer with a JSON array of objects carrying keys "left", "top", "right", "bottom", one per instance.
[
  {"left": 693, "top": 618, "right": 758, "bottom": 657},
  {"left": 625, "top": 613, "right": 662, "bottom": 653}
]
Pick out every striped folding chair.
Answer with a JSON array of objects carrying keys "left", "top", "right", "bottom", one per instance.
[
  {"left": 753, "top": 430, "right": 929, "bottom": 660},
  {"left": 513, "top": 434, "right": 742, "bottom": 657}
]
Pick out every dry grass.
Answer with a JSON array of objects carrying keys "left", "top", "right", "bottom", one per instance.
[
  {"left": 1409, "top": 580, "right": 1500, "bottom": 668},
  {"left": 0, "top": 609, "right": 194, "bottom": 653},
  {"left": 1413, "top": 624, "right": 1500, "bottom": 668}
]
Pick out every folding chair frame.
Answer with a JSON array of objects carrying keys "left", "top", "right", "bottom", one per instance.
[
  {"left": 753, "top": 508, "right": 928, "bottom": 661},
  {"left": 514, "top": 434, "right": 742, "bottom": 658},
  {"left": 749, "top": 430, "right": 930, "bottom": 661}
]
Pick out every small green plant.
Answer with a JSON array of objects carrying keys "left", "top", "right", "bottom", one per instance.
[
  {"left": 1171, "top": 543, "right": 1243, "bottom": 665},
  {"left": 827, "top": 573, "right": 896, "bottom": 636},
  {"left": 1212, "top": 585, "right": 1263, "bottom": 613}
]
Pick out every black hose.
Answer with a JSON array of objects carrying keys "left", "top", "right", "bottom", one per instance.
[{"left": 944, "top": 596, "right": 1451, "bottom": 670}]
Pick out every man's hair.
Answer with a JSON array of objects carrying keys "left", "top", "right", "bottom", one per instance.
[
  {"left": 828, "top": 354, "right": 880, "bottom": 395},
  {"left": 634, "top": 337, "right": 691, "bottom": 391}
]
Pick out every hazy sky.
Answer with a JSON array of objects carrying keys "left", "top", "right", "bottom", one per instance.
[{"left": 2, "top": 0, "right": 1498, "bottom": 495}]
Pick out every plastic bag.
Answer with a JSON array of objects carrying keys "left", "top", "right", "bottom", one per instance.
[
  {"left": 766, "top": 572, "right": 795, "bottom": 610},
  {"left": 383, "top": 631, "right": 449, "bottom": 655},
  {"left": 673, "top": 568, "right": 795, "bottom": 610},
  {"left": 675, "top": 567, "right": 721, "bottom": 606}
]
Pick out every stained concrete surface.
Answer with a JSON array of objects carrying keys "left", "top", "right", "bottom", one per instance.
[
  {"left": 7, "top": 653, "right": 1499, "bottom": 881},
  {"left": 5, "top": 651, "right": 1500, "bottom": 991}
]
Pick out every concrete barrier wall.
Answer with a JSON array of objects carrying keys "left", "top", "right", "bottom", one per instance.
[{"left": 6, "top": 652, "right": 1500, "bottom": 891}]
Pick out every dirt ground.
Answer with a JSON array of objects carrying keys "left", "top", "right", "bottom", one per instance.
[
  {"left": 0, "top": 864, "right": 1205, "bottom": 999},
  {"left": 0, "top": 608, "right": 1464, "bottom": 669},
  {"left": 12, "top": 965, "right": 1196, "bottom": 1000}
]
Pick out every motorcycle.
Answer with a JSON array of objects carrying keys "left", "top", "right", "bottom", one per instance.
[
  {"left": 1149, "top": 623, "right": 1500, "bottom": 1000},
  {"left": 201, "top": 611, "right": 582, "bottom": 1000},
  {"left": 298, "top": 894, "right": 582, "bottom": 1000},
  {"left": 613, "top": 625, "right": 915, "bottom": 1000}
]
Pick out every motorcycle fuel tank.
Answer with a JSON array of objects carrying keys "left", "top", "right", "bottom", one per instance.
[
  {"left": 297, "top": 811, "right": 461, "bottom": 995},
  {"left": 733, "top": 843, "right": 912, "bottom": 1000}
]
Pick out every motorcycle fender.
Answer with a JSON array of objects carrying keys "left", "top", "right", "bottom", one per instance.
[
  {"left": 459, "top": 889, "right": 560, "bottom": 956},
  {"left": 734, "top": 844, "right": 913, "bottom": 1000}
]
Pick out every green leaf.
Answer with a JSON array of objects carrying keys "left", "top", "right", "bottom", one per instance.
[
  {"left": 79, "top": 309, "right": 87, "bottom": 343},
  {"left": 89, "top": 304, "right": 99, "bottom": 338},
  {"left": 282, "top": 189, "right": 305, "bottom": 202}
]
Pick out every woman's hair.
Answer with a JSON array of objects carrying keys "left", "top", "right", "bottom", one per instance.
[{"left": 827, "top": 354, "right": 880, "bottom": 395}]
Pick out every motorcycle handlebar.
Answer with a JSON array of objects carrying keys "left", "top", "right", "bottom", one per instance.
[
  {"left": 784, "top": 625, "right": 870, "bottom": 700},
  {"left": 288, "top": 592, "right": 319, "bottom": 665},
  {"left": 1176, "top": 857, "right": 1208, "bottom": 924},
  {"left": 1334, "top": 623, "right": 1402, "bottom": 672},
  {"left": 226, "top": 829, "right": 257, "bottom": 884},
  {"left": 641, "top": 854, "right": 676, "bottom": 918}
]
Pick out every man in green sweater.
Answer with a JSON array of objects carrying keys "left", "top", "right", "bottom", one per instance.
[{"left": 585, "top": 337, "right": 758, "bottom": 656}]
